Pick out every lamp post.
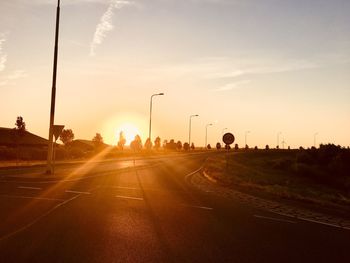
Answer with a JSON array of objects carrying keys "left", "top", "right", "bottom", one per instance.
[
  {"left": 189, "top": 114, "right": 199, "bottom": 148},
  {"left": 314, "top": 132, "right": 318, "bottom": 148},
  {"left": 245, "top": 131, "right": 250, "bottom": 148},
  {"left": 205, "top": 123, "right": 213, "bottom": 148},
  {"left": 277, "top": 131, "right": 282, "bottom": 149},
  {"left": 46, "top": 0, "right": 61, "bottom": 174},
  {"left": 221, "top": 128, "right": 227, "bottom": 147},
  {"left": 149, "top": 93, "right": 164, "bottom": 143}
]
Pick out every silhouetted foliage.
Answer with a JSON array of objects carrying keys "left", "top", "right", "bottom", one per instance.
[
  {"left": 216, "top": 143, "right": 221, "bottom": 150},
  {"left": 130, "top": 135, "right": 142, "bottom": 152},
  {"left": 60, "top": 129, "right": 74, "bottom": 146},
  {"left": 254, "top": 146, "right": 258, "bottom": 150},
  {"left": 117, "top": 131, "right": 126, "bottom": 150},
  {"left": 14, "top": 116, "right": 26, "bottom": 135},
  {"left": 207, "top": 144, "right": 211, "bottom": 150},
  {"left": 92, "top": 133, "right": 103, "bottom": 150},
  {"left": 234, "top": 144, "right": 239, "bottom": 150},
  {"left": 190, "top": 143, "right": 195, "bottom": 150},
  {"left": 163, "top": 140, "right": 168, "bottom": 149},
  {"left": 245, "top": 144, "right": 249, "bottom": 150},
  {"left": 225, "top": 145, "right": 231, "bottom": 150},
  {"left": 276, "top": 145, "right": 279, "bottom": 149},
  {"left": 154, "top": 136, "right": 161, "bottom": 150},
  {"left": 299, "top": 146, "right": 304, "bottom": 150},
  {"left": 183, "top": 142, "right": 190, "bottom": 151},
  {"left": 166, "top": 139, "right": 177, "bottom": 151},
  {"left": 265, "top": 145, "right": 270, "bottom": 150},
  {"left": 176, "top": 141, "right": 182, "bottom": 150},
  {"left": 144, "top": 138, "right": 152, "bottom": 150}
]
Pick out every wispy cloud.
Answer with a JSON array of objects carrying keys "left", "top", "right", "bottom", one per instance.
[
  {"left": 0, "top": 33, "right": 8, "bottom": 72},
  {"left": 214, "top": 79, "right": 251, "bottom": 92},
  {"left": 0, "top": 70, "right": 28, "bottom": 87},
  {"left": 90, "top": 0, "right": 132, "bottom": 56}
]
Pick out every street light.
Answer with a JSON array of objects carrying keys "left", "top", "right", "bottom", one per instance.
[
  {"left": 245, "top": 130, "right": 251, "bottom": 147},
  {"left": 189, "top": 114, "right": 199, "bottom": 148},
  {"left": 314, "top": 132, "right": 319, "bottom": 148},
  {"left": 46, "top": 0, "right": 61, "bottom": 174},
  {"left": 277, "top": 131, "right": 282, "bottom": 149},
  {"left": 205, "top": 123, "right": 213, "bottom": 148},
  {"left": 149, "top": 93, "right": 164, "bottom": 143},
  {"left": 221, "top": 128, "right": 228, "bottom": 147}
]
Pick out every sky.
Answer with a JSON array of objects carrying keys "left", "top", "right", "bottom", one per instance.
[{"left": 0, "top": 0, "right": 349, "bottom": 148}]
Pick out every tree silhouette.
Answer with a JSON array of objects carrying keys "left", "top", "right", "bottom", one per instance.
[
  {"left": 60, "top": 129, "right": 74, "bottom": 146},
  {"left": 216, "top": 143, "right": 221, "bottom": 150},
  {"left": 145, "top": 138, "right": 152, "bottom": 150},
  {"left": 176, "top": 141, "right": 182, "bottom": 150},
  {"left": 207, "top": 144, "right": 211, "bottom": 150},
  {"left": 265, "top": 145, "right": 270, "bottom": 150},
  {"left": 117, "top": 131, "right": 126, "bottom": 150},
  {"left": 13, "top": 116, "right": 26, "bottom": 163},
  {"left": 183, "top": 142, "right": 190, "bottom": 151},
  {"left": 234, "top": 144, "right": 239, "bottom": 150},
  {"left": 154, "top": 136, "right": 161, "bottom": 150},
  {"left": 92, "top": 133, "right": 103, "bottom": 149},
  {"left": 130, "top": 135, "right": 142, "bottom": 152},
  {"left": 191, "top": 143, "right": 195, "bottom": 150}
]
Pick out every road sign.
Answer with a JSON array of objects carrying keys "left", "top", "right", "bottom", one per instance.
[
  {"left": 53, "top": 125, "right": 64, "bottom": 141},
  {"left": 223, "top": 132, "right": 235, "bottom": 145}
]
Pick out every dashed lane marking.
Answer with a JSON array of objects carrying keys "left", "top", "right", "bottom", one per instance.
[
  {"left": 115, "top": 195, "right": 143, "bottom": 201},
  {"left": 65, "top": 190, "right": 91, "bottom": 195},
  {"left": 0, "top": 194, "right": 65, "bottom": 202},
  {"left": 183, "top": 204, "right": 213, "bottom": 210},
  {"left": 18, "top": 186, "right": 42, "bottom": 190}
]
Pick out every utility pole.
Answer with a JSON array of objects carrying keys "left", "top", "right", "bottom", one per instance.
[{"left": 46, "top": 0, "right": 60, "bottom": 174}]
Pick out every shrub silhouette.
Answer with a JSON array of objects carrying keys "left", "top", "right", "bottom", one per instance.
[{"left": 216, "top": 143, "right": 221, "bottom": 150}]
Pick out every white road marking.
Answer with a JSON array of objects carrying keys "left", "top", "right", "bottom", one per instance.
[
  {"left": 113, "top": 186, "right": 139, "bottom": 190},
  {"left": 115, "top": 195, "right": 143, "bottom": 201},
  {"left": 18, "top": 186, "right": 42, "bottom": 190},
  {"left": 184, "top": 205, "right": 213, "bottom": 210},
  {"left": 0, "top": 194, "right": 64, "bottom": 202},
  {"left": 65, "top": 190, "right": 91, "bottom": 195},
  {"left": 254, "top": 215, "right": 297, "bottom": 224}
]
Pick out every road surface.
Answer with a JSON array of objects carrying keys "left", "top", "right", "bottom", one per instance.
[{"left": 0, "top": 153, "right": 349, "bottom": 262}]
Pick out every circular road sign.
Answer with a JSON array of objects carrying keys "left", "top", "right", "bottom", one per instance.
[{"left": 223, "top": 133, "right": 235, "bottom": 145}]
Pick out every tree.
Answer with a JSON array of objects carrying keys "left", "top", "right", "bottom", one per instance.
[
  {"left": 207, "top": 144, "right": 211, "bottom": 150},
  {"left": 13, "top": 116, "right": 26, "bottom": 163},
  {"left": 245, "top": 144, "right": 249, "bottom": 150},
  {"left": 154, "top": 136, "right": 161, "bottom": 150},
  {"left": 130, "top": 135, "right": 142, "bottom": 152},
  {"left": 234, "top": 144, "right": 239, "bottom": 150},
  {"left": 176, "top": 141, "right": 182, "bottom": 150},
  {"left": 163, "top": 140, "right": 168, "bottom": 149},
  {"left": 183, "top": 142, "right": 190, "bottom": 151},
  {"left": 166, "top": 139, "right": 177, "bottom": 151},
  {"left": 265, "top": 145, "right": 270, "bottom": 150},
  {"left": 190, "top": 143, "right": 195, "bottom": 150},
  {"left": 92, "top": 133, "right": 103, "bottom": 149},
  {"left": 254, "top": 146, "right": 258, "bottom": 150},
  {"left": 145, "top": 138, "right": 152, "bottom": 150},
  {"left": 60, "top": 129, "right": 74, "bottom": 146},
  {"left": 216, "top": 143, "right": 221, "bottom": 150},
  {"left": 117, "top": 131, "right": 126, "bottom": 150}
]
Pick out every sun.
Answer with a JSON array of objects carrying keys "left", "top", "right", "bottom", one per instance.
[{"left": 116, "top": 123, "right": 141, "bottom": 145}]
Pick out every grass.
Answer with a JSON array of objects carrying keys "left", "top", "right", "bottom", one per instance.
[{"left": 204, "top": 150, "right": 350, "bottom": 208}]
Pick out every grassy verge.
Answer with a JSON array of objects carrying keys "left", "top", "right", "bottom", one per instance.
[{"left": 204, "top": 150, "right": 350, "bottom": 208}]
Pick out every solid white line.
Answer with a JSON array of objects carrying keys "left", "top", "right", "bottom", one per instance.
[
  {"left": 254, "top": 215, "right": 297, "bottom": 224},
  {"left": 18, "top": 186, "right": 42, "bottom": 190},
  {"left": 115, "top": 195, "right": 143, "bottom": 201},
  {"left": 65, "top": 190, "right": 91, "bottom": 195},
  {"left": 184, "top": 205, "right": 213, "bottom": 210},
  {"left": 0, "top": 194, "right": 65, "bottom": 202}
]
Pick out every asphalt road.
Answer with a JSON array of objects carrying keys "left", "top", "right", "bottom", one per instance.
[{"left": 0, "top": 153, "right": 349, "bottom": 263}]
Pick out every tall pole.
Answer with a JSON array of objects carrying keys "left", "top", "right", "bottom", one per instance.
[
  {"left": 46, "top": 0, "right": 60, "bottom": 174},
  {"left": 245, "top": 131, "right": 250, "bottom": 147},
  {"left": 205, "top": 123, "right": 213, "bottom": 148},
  {"left": 221, "top": 128, "right": 227, "bottom": 147},
  {"left": 189, "top": 114, "right": 199, "bottom": 147},
  {"left": 277, "top": 131, "right": 282, "bottom": 149},
  {"left": 149, "top": 93, "right": 164, "bottom": 143}
]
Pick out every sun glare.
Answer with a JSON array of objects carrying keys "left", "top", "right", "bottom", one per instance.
[{"left": 117, "top": 123, "right": 140, "bottom": 145}]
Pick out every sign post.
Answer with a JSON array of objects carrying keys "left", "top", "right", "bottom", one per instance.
[
  {"left": 52, "top": 125, "right": 64, "bottom": 175},
  {"left": 222, "top": 132, "right": 235, "bottom": 171}
]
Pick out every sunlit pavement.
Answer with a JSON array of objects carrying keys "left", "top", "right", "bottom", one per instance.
[{"left": 0, "top": 154, "right": 349, "bottom": 263}]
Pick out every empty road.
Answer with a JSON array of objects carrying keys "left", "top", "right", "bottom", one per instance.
[{"left": 0, "top": 153, "right": 349, "bottom": 262}]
